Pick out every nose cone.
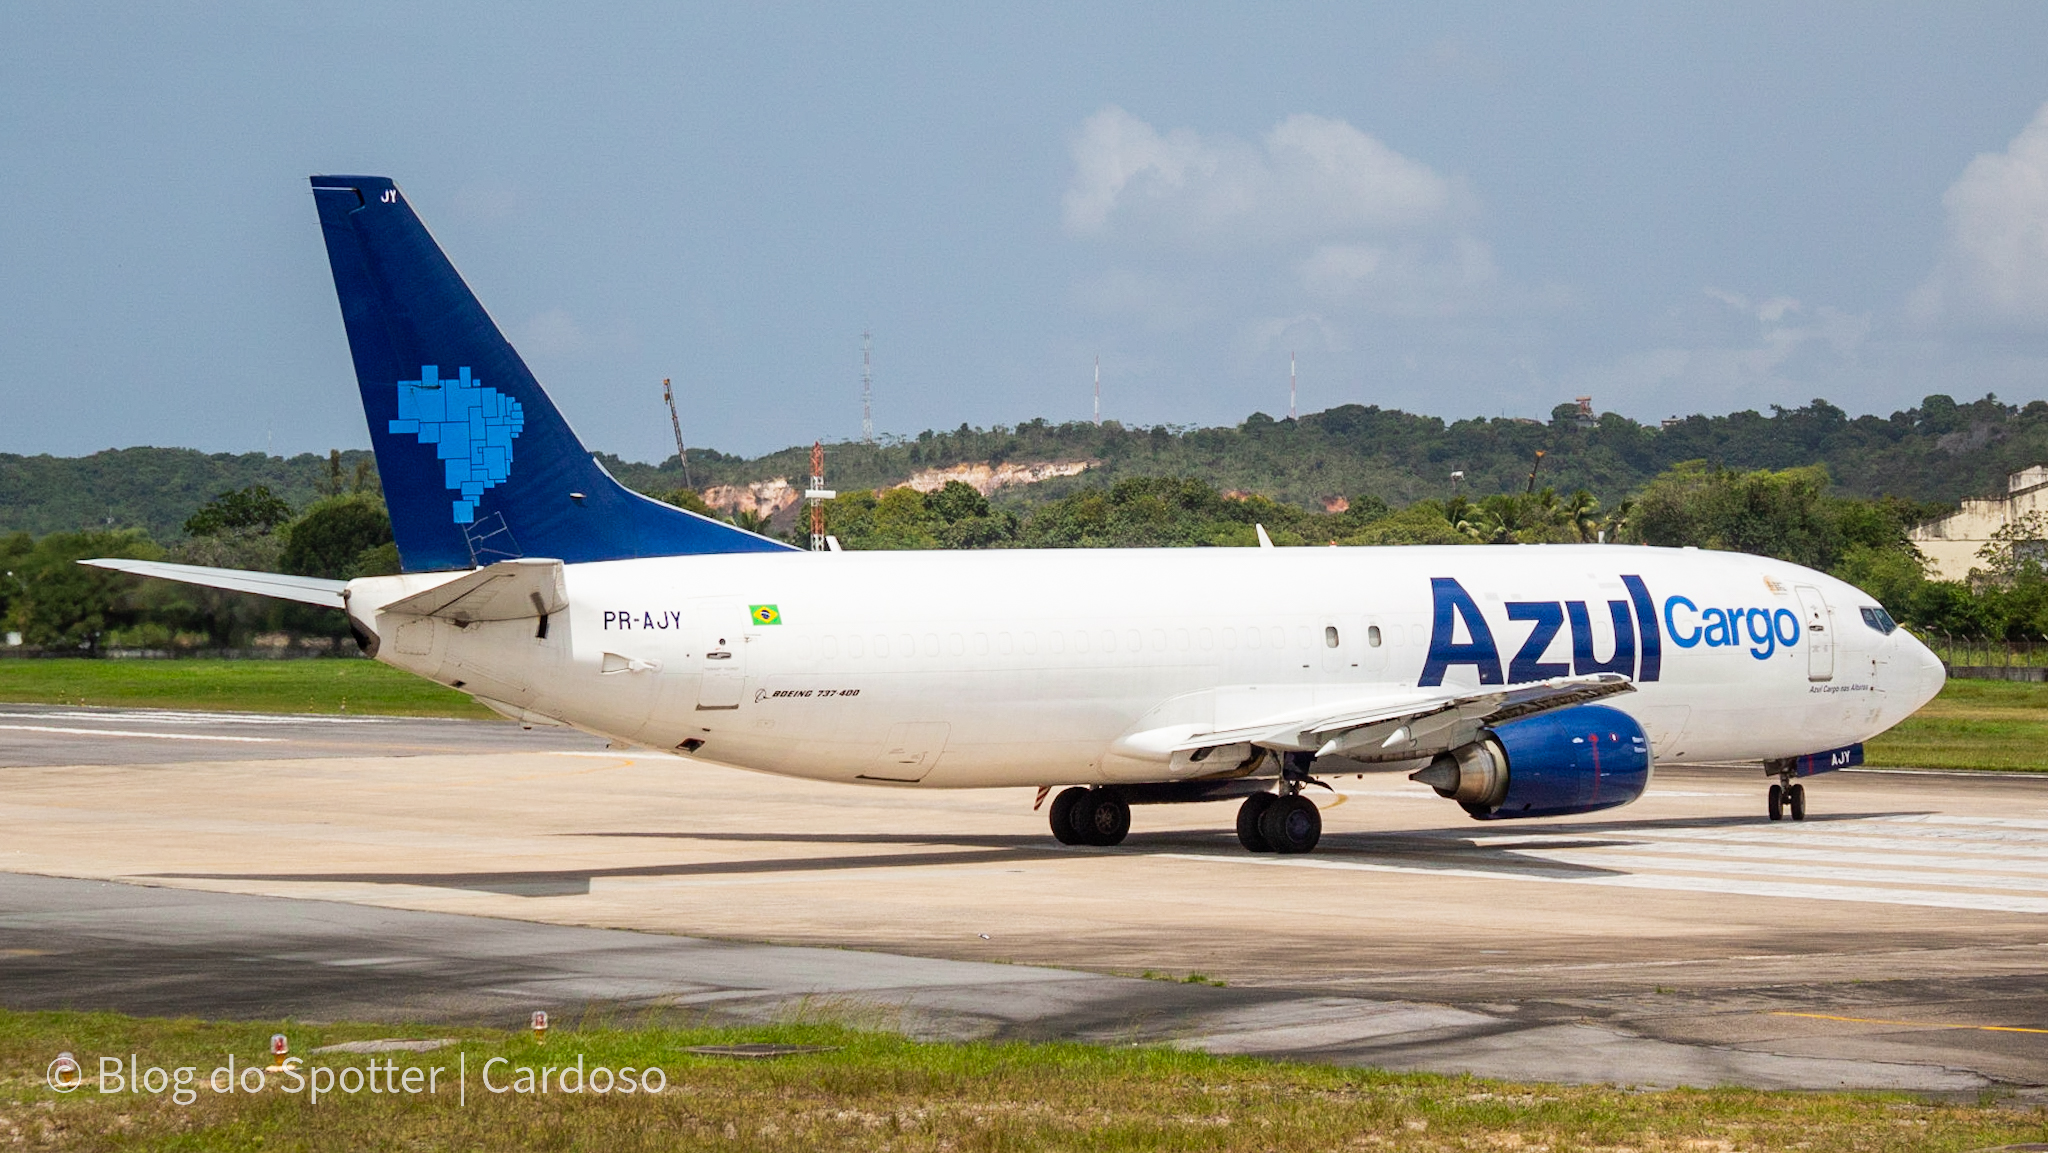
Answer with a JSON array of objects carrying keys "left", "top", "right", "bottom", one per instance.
[{"left": 1898, "top": 629, "right": 1947, "bottom": 715}]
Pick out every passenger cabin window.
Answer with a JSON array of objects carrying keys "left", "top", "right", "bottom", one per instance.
[
  {"left": 1860, "top": 606, "right": 1898, "bottom": 635},
  {"left": 1367, "top": 625, "right": 1382, "bottom": 648},
  {"left": 1324, "top": 626, "right": 1340, "bottom": 648}
]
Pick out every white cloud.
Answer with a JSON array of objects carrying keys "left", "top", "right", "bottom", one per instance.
[
  {"left": 1910, "top": 100, "right": 2048, "bottom": 331},
  {"left": 1062, "top": 106, "right": 1463, "bottom": 244},
  {"left": 1569, "top": 289, "right": 1872, "bottom": 413}
]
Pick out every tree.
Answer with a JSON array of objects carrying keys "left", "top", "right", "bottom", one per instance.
[
  {"left": 281, "top": 495, "right": 395, "bottom": 580},
  {"left": 0, "top": 531, "right": 31, "bottom": 626},
  {"left": 166, "top": 525, "right": 286, "bottom": 649},
  {"left": 6, "top": 530, "right": 159, "bottom": 654},
  {"left": 183, "top": 486, "right": 293, "bottom": 537},
  {"left": 1629, "top": 463, "right": 1841, "bottom": 568}
]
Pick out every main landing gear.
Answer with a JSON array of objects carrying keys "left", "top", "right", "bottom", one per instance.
[
  {"left": 1044, "top": 753, "right": 1328, "bottom": 852},
  {"left": 1235, "top": 752, "right": 1323, "bottom": 854},
  {"left": 1049, "top": 786, "right": 1131, "bottom": 846}
]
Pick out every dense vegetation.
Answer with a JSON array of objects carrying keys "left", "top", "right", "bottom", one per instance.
[
  {"left": 1, "top": 474, "right": 395, "bottom": 653},
  {"left": 7, "top": 392, "right": 2048, "bottom": 651}
]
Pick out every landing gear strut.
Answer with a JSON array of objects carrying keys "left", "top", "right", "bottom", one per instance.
[
  {"left": 1049, "top": 786, "right": 1130, "bottom": 846},
  {"left": 1235, "top": 752, "right": 1323, "bottom": 854}
]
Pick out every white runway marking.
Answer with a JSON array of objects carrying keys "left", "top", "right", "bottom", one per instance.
[
  {"left": 0, "top": 724, "right": 283, "bottom": 743},
  {"left": 1154, "top": 814, "right": 2048, "bottom": 916}
]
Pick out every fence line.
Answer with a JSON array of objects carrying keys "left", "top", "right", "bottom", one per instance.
[{"left": 1924, "top": 633, "right": 2048, "bottom": 670}]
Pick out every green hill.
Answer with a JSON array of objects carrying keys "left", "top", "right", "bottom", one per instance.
[
  {"left": 603, "top": 392, "right": 2047, "bottom": 514},
  {"left": 5, "top": 393, "right": 2042, "bottom": 541},
  {"left": 0, "top": 448, "right": 378, "bottom": 540}
]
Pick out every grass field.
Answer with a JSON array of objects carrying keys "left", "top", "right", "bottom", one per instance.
[
  {"left": 0, "top": 659, "right": 492, "bottom": 719},
  {"left": 1864, "top": 678, "right": 2048, "bottom": 772},
  {"left": 1, "top": 1009, "right": 2042, "bottom": 1152}
]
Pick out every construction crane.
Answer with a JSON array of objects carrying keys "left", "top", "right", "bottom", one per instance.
[{"left": 661, "top": 377, "right": 690, "bottom": 488}]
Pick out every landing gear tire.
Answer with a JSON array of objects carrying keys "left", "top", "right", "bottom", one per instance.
[
  {"left": 1049, "top": 787, "right": 1091, "bottom": 845},
  {"left": 1767, "top": 783, "right": 1784, "bottom": 822},
  {"left": 1073, "top": 788, "right": 1130, "bottom": 846},
  {"left": 1236, "top": 793, "right": 1277, "bottom": 853},
  {"left": 1788, "top": 782, "right": 1806, "bottom": 822},
  {"left": 1258, "top": 795, "right": 1322, "bottom": 854}
]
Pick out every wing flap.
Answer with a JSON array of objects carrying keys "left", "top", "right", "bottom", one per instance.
[{"left": 1113, "top": 674, "right": 1635, "bottom": 765}]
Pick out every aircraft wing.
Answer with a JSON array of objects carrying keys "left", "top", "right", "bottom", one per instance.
[
  {"left": 78, "top": 559, "right": 346, "bottom": 609},
  {"left": 378, "top": 557, "right": 566, "bottom": 623},
  {"left": 1111, "top": 673, "right": 1635, "bottom": 767}
]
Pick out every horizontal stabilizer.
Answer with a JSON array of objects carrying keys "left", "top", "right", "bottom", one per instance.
[
  {"left": 379, "top": 558, "right": 565, "bottom": 623},
  {"left": 79, "top": 559, "right": 346, "bottom": 609}
]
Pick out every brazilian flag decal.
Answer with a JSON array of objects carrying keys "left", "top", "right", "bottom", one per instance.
[{"left": 749, "top": 604, "right": 782, "bottom": 626}]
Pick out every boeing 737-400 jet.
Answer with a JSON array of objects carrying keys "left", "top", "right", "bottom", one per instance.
[{"left": 89, "top": 176, "right": 1948, "bottom": 854}]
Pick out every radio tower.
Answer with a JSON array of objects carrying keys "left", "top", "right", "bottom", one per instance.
[
  {"left": 1288, "top": 352, "right": 1297, "bottom": 421},
  {"left": 804, "top": 441, "right": 836, "bottom": 552},
  {"left": 860, "top": 331, "right": 874, "bottom": 444},
  {"left": 661, "top": 377, "right": 690, "bottom": 487},
  {"left": 1093, "top": 356, "right": 1101, "bottom": 426}
]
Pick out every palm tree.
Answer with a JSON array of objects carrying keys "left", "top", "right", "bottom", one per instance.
[
  {"left": 1456, "top": 504, "right": 1515, "bottom": 544},
  {"left": 1565, "top": 490, "right": 1602, "bottom": 542},
  {"left": 1600, "top": 498, "right": 1634, "bottom": 544}
]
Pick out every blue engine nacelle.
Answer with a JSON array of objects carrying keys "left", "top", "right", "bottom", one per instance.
[{"left": 1409, "top": 704, "right": 1652, "bottom": 820}]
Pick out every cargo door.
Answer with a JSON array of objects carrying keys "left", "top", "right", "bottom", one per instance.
[{"left": 1796, "top": 585, "right": 1834, "bottom": 682}]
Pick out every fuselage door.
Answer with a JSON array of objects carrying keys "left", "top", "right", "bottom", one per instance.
[
  {"left": 694, "top": 602, "right": 749, "bottom": 710},
  {"left": 1796, "top": 585, "right": 1834, "bottom": 682},
  {"left": 1320, "top": 618, "right": 1359, "bottom": 676}
]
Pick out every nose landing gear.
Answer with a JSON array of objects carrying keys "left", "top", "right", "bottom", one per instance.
[
  {"left": 1766, "top": 780, "right": 1806, "bottom": 821},
  {"left": 1765, "top": 762, "right": 1808, "bottom": 822}
]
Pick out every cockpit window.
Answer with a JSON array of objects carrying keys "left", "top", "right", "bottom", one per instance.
[{"left": 1860, "top": 606, "right": 1898, "bottom": 635}]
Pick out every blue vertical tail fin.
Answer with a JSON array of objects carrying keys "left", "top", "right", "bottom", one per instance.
[{"left": 310, "top": 175, "right": 796, "bottom": 571}]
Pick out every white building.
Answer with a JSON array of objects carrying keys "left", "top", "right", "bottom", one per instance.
[{"left": 1908, "top": 465, "right": 2048, "bottom": 580}]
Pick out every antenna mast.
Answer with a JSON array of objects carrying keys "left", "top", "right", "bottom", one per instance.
[
  {"left": 661, "top": 377, "right": 690, "bottom": 487},
  {"left": 1093, "top": 356, "right": 1101, "bottom": 426},
  {"left": 861, "top": 331, "right": 874, "bottom": 444},
  {"left": 1289, "top": 351, "right": 1297, "bottom": 421}
]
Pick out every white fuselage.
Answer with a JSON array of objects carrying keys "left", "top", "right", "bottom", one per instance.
[{"left": 346, "top": 544, "right": 1946, "bottom": 789}]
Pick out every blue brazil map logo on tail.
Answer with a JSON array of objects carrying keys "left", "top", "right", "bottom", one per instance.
[{"left": 387, "top": 366, "right": 525, "bottom": 524}]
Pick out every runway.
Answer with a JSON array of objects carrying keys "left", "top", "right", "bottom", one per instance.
[{"left": 3, "top": 703, "right": 2047, "bottom": 1093}]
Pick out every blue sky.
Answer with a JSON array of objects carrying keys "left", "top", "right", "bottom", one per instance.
[{"left": 5, "top": 3, "right": 2048, "bottom": 461}]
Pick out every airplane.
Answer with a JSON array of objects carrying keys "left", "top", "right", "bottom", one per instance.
[{"left": 89, "top": 176, "right": 1948, "bottom": 854}]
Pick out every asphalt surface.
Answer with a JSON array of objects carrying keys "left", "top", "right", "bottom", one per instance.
[{"left": 3, "top": 703, "right": 2047, "bottom": 1093}]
